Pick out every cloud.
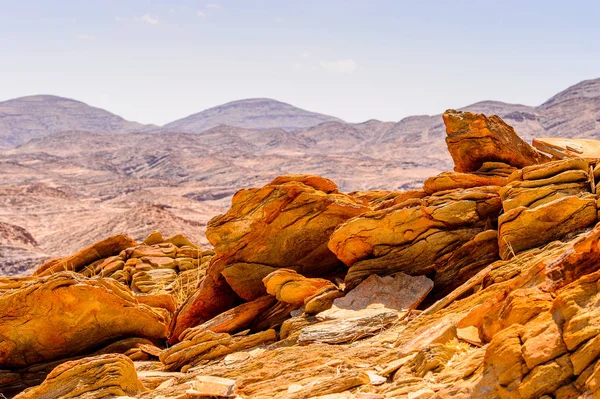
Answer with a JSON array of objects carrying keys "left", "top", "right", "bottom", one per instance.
[
  {"left": 206, "top": 3, "right": 222, "bottom": 9},
  {"left": 275, "top": 16, "right": 283, "bottom": 23},
  {"left": 319, "top": 59, "right": 358, "bottom": 74},
  {"left": 197, "top": 10, "right": 207, "bottom": 17},
  {"left": 135, "top": 14, "right": 160, "bottom": 25},
  {"left": 75, "top": 34, "right": 95, "bottom": 41}
]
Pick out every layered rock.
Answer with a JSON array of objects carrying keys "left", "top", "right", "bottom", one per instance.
[
  {"left": 423, "top": 162, "right": 516, "bottom": 194},
  {"left": 329, "top": 186, "right": 502, "bottom": 290},
  {"left": 0, "top": 272, "right": 169, "bottom": 368},
  {"left": 498, "top": 158, "right": 597, "bottom": 259},
  {"left": 169, "top": 175, "right": 369, "bottom": 343},
  {"left": 443, "top": 109, "right": 550, "bottom": 172},
  {"left": 13, "top": 354, "right": 146, "bottom": 399}
]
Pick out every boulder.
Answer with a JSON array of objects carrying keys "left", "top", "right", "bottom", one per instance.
[
  {"left": 443, "top": 109, "right": 550, "bottom": 172},
  {"left": 263, "top": 269, "right": 338, "bottom": 307},
  {"left": 0, "top": 272, "right": 169, "bottom": 368},
  {"left": 13, "top": 354, "right": 146, "bottom": 399},
  {"left": 333, "top": 272, "right": 433, "bottom": 311},
  {"left": 169, "top": 175, "right": 369, "bottom": 342},
  {"left": 34, "top": 234, "right": 138, "bottom": 276},
  {"left": 328, "top": 186, "right": 502, "bottom": 289}
]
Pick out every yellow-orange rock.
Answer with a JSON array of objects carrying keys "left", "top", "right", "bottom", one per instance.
[
  {"left": 443, "top": 109, "right": 550, "bottom": 172},
  {"left": 498, "top": 194, "right": 597, "bottom": 260},
  {"left": 13, "top": 354, "right": 145, "bottom": 399},
  {"left": 207, "top": 174, "right": 369, "bottom": 280},
  {"left": 328, "top": 186, "right": 501, "bottom": 289},
  {"left": 423, "top": 162, "right": 516, "bottom": 194},
  {"left": 0, "top": 272, "right": 169, "bottom": 368},
  {"left": 169, "top": 175, "right": 369, "bottom": 343},
  {"left": 34, "top": 234, "right": 138, "bottom": 276},
  {"left": 263, "top": 269, "right": 338, "bottom": 307}
]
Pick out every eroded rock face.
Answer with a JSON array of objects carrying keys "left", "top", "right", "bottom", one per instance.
[
  {"left": 263, "top": 269, "right": 338, "bottom": 307},
  {"left": 423, "top": 162, "right": 516, "bottom": 194},
  {"left": 168, "top": 175, "right": 369, "bottom": 343},
  {"left": 0, "top": 272, "right": 169, "bottom": 368},
  {"left": 498, "top": 158, "right": 597, "bottom": 259},
  {"left": 13, "top": 354, "right": 146, "bottom": 399},
  {"left": 207, "top": 174, "right": 370, "bottom": 281},
  {"left": 329, "top": 186, "right": 502, "bottom": 290},
  {"left": 444, "top": 109, "right": 550, "bottom": 172}
]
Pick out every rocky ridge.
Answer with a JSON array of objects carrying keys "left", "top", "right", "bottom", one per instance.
[{"left": 4, "top": 109, "right": 600, "bottom": 398}]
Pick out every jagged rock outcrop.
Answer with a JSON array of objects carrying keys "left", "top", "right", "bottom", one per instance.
[
  {"left": 0, "top": 272, "right": 169, "bottom": 368},
  {"left": 13, "top": 354, "right": 146, "bottom": 399},
  {"left": 329, "top": 186, "right": 502, "bottom": 290},
  {"left": 168, "top": 175, "right": 369, "bottom": 343},
  {"left": 444, "top": 109, "right": 550, "bottom": 172}
]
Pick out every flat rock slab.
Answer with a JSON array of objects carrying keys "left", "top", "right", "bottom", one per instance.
[
  {"left": 298, "top": 307, "right": 399, "bottom": 345},
  {"left": 334, "top": 272, "right": 433, "bottom": 311}
]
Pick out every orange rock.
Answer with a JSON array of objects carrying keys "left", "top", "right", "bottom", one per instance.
[
  {"left": 328, "top": 186, "right": 501, "bottom": 289},
  {"left": 263, "top": 269, "right": 337, "bottom": 307},
  {"left": 13, "top": 354, "right": 146, "bottom": 399},
  {"left": 498, "top": 194, "right": 597, "bottom": 260},
  {"left": 0, "top": 272, "right": 169, "bottom": 368},
  {"left": 169, "top": 175, "right": 369, "bottom": 343},
  {"left": 34, "top": 234, "right": 138, "bottom": 276},
  {"left": 423, "top": 162, "right": 516, "bottom": 194},
  {"left": 443, "top": 109, "right": 550, "bottom": 172}
]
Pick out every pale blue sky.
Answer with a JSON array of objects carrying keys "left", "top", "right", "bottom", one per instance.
[{"left": 1, "top": 0, "right": 599, "bottom": 125}]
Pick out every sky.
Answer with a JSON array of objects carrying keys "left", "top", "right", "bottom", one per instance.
[{"left": 1, "top": 0, "right": 599, "bottom": 125}]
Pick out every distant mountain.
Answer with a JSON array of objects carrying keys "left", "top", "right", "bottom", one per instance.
[
  {"left": 163, "top": 98, "right": 344, "bottom": 133},
  {"left": 0, "top": 95, "right": 152, "bottom": 148}
]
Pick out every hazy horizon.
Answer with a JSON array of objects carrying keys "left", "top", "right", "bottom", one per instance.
[{"left": 2, "top": 0, "right": 600, "bottom": 125}]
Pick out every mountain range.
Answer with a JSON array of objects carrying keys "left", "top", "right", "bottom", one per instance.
[{"left": 1, "top": 77, "right": 600, "bottom": 274}]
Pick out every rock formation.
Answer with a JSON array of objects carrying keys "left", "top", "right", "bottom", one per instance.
[{"left": 7, "top": 109, "right": 600, "bottom": 398}]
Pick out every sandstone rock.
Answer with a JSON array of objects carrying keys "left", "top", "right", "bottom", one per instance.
[
  {"left": 298, "top": 307, "right": 399, "bottom": 345},
  {"left": 333, "top": 273, "right": 433, "bottom": 311},
  {"left": 207, "top": 174, "right": 368, "bottom": 277},
  {"left": 189, "top": 375, "right": 236, "bottom": 398},
  {"left": 443, "top": 109, "right": 549, "bottom": 172},
  {"left": 179, "top": 295, "right": 275, "bottom": 339},
  {"left": 34, "top": 234, "right": 138, "bottom": 276},
  {"left": 13, "top": 354, "right": 145, "bottom": 399},
  {"left": 160, "top": 329, "right": 277, "bottom": 371},
  {"left": 169, "top": 175, "right": 369, "bottom": 342},
  {"left": 498, "top": 194, "right": 597, "bottom": 259},
  {"left": 423, "top": 162, "right": 516, "bottom": 194},
  {"left": 329, "top": 186, "right": 502, "bottom": 289},
  {"left": 263, "top": 269, "right": 338, "bottom": 307},
  {"left": 0, "top": 272, "right": 169, "bottom": 368}
]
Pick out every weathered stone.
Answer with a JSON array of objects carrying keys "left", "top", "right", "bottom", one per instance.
[
  {"left": 329, "top": 186, "right": 501, "bottom": 289},
  {"left": 34, "top": 234, "right": 138, "bottom": 276},
  {"left": 423, "top": 162, "right": 516, "bottom": 194},
  {"left": 498, "top": 194, "right": 597, "bottom": 259},
  {"left": 333, "top": 272, "right": 432, "bottom": 311},
  {"left": 298, "top": 307, "right": 398, "bottom": 345},
  {"left": 263, "top": 269, "right": 338, "bottom": 307},
  {"left": 443, "top": 109, "right": 549, "bottom": 172},
  {"left": 13, "top": 354, "right": 145, "bottom": 399},
  {"left": 0, "top": 272, "right": 169, "bottom": 368},
  {"left": 160, "top": 329, "right": 277, "bottom": 371}
]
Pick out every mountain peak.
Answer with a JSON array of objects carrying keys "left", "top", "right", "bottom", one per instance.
[
  {"left": 541, "top": 78, "right": 600, "bottom": 108},
  {"left": 163, "top": 98, "right": 343, "bottom": 133}
]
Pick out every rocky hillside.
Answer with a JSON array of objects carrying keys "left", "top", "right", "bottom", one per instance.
[
  {"left": 163, "top": 98, "right": 343, "bottom": 133},
  {"left": 0, "top": 95, "right": 151, "bottom": 148},
  {"left": 3, "top": 110, "right": 600, "bottom": 398}
]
